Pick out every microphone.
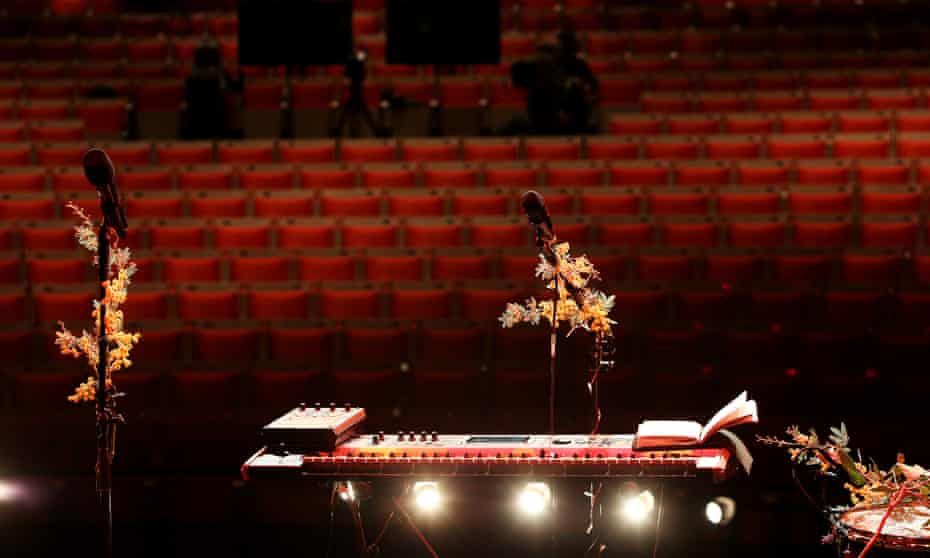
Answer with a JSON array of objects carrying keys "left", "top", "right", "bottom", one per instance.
[
  {"left": 520, "top": 190, "right": 553, "bottom": 243},
  {"left": 82, "top": 148, "right": 127, "bottom": 238}
]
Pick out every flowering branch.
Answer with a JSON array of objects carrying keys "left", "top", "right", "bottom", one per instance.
[
  {"left": 499, "top": 242, "right": 616, "bottom": 337},
  {"left": 56, "top": 202, "right": 141, "bottom": 403}
]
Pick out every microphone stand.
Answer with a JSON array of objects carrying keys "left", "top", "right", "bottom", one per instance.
[
  {"left": 95, "top": 199, "right": 123, "bottom": 558},
  {"left": 535, "top": 227, "right": 559, "bottom": 436}
]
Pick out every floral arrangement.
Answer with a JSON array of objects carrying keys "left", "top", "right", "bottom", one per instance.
[
  {"left": 759, "top": 424, "right": 930, "bottom": 556},
  {"left": 759, "top": 424, "right": 930, "bottom": 508},
  {"left": 55, "top": 202, "right": 141, "bottom": 403},
  {"left": 498, "top": 242, "right": 616, "bottom": 337}
]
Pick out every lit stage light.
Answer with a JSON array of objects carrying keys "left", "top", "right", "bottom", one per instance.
[
  {"left": 517, "top": 482, "right": 551, "bottom": 517},
  {"left": 0, "top": 480, "right": 21, "bottom": 502},
  {"left": 413, "top": 481, "right": 441, "bottom": 513},
  {"left": 705, "top": 497, "right": 736, "bottom": 526},
  {"left": 338, "top": 481, "right": 355, "bottom": 502},
  {"left": 621, "top": 490, "right": 655, "bottom": 523}
]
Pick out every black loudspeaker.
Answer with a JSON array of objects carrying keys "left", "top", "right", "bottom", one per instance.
[
  {"left": 385, "top": 0, "right": 502, "bottom": 65},
  {"left": 238, "top": 0, "right": 354, "bottom": 66}
]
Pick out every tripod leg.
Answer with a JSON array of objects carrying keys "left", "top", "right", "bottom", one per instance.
[
  {"left": 330, "top": 103, "right": 348, "bottom": 138},
  {"left": 360, "top": 103, "right": 384, "bottom": 138}
]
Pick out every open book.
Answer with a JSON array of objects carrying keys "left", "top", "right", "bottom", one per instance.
[{"left": 633, "top": 391, "right": 758, "bottom": 450}]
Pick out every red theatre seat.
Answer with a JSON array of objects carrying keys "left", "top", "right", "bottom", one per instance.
[
  {"left": 360, "top": 166, "right": 416, "bottom": 188},
  {"left": 461, "top": 287, "right": 523, "bottom": 321},
  {"left": 176, "top": 290, "right": 239, "bottom": 320},
  {"left": 453, "top": 192, "right": 509, "bottom": 216},
  {"left": 662, "top": 222, "right": 718, "bottom": 247},
  {"left": 267, "top": 328, "right": 330, "bottom": 366},
  {"left": 579, "top": 190, "right": 640, "bottom": 216},
  {"left": 231, "top": 256, "right": 290, "bottom": 282},
  {"left": 342, "top": 222, "right": 399, "bottom": 248},
  {"left": 793, "top": 221, "right": 850, "bottom": 248},
  {"left": 469, "top": 222, "right": 527, "bottom": 247},
  {"left": 421, "top": 163, "right": 479, "bottom": 188},
  {"left": 278, "top": 141, "right": 336, "bottom": 163},
  {"left": 155, "top": 142, "right": 213, "bottom": 165},
  {"left": 162, "top": 257, "right": 221, "bottom": 283},
  {"left": 390, "top": 289, "right": 451, "bottom": 319},
  {"left": 27, "top": 258, "right": 87, "bottom": 284},
  {"left": 598, "top": 222, "right": 655, "bottom": 247},
  {"left": 149, "top": 225, "right": 207, "bottom": 250},
  {"left": 238, "top": 166, "right": 294, "bottom": 190},
  {"left": 727, "top": 221, "right": 786, "bottom": 248},
  {"left": 484, "top": 164, "right": 538, "bottom": 188},
  {"left": 298, "top": 255, "right": 355, "bottom": 281},
  {"left": 33, "top": 290, "right": 94, "bottom": 322},
  {"left": 216, "top": 142, "right": 276, "bottom": 164},
  {"left": 247, "top": 289, "right": 309, "bottom": 320},
  {"left": 401, "top": 140, "right": 459, "bottom": 162},
  {"left": 213, "top": 224, "right": 272, "bottom": 249},
  {"left": 341, "top": 141, "right": 395, "bottom": 163},
  {"left": 431, "top": 254, "right": 490, "bottom": 280},
  {"left": 405, "top": 222, "right": 463, "bottom": 248},
  {"left": 320, "top": 192, "right": 381, "bottom": 217},
  {"left": 277, "top": 223, "right": 336, "bottom": 249},
  {"left": 319, "top": 289, "right": 380, "bottom": 319},
  {"left": 253, "top": 194, "right": 314, "bottom": 217},
  {"left": 0, "top": 290, "right": 26, "bottom": 322},
  {"left": 364, "top": 255, "right": 425, "bottom": 281}
]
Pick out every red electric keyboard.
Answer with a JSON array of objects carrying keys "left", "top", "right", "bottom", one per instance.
[{"left": 243, "top": 431, "right": 732, "bottom": 481}]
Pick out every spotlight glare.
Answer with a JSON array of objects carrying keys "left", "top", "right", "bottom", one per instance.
[
  {"left": 338, "top": 481, "right": 355, "bottom": 502},
  {"left": 0, "top": 481, "right": 19, "bottom": 502},
  {"left": 705, "top": 496, "right": 736, "bottom": 526},
  {"left": 621, "top": 490, "right": 655, "bottom": 523},
  {"left": 517, "top": 482, "right": 551, "bottom": 517},
  {"left": 413, "top": 482, "right": 441, "bottom": 513}
]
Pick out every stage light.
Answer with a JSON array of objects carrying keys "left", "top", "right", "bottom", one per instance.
[
  {"left": 413, "top": 482, "right": 441, "bottom": 513},
  {"left": 621, "top": 490, "right": 655, "bottom": 523},
  {"left": 705, "top": 497, "right": 736, "bottom": 526},
  {"left": 517, "top": 482, "right": 551, "bottom": 517},
  {"left": 338, "top": 481, "right": 355, "bottom": 502},
  {"left": 0, "top": 480, "right": 20, "bottom": 502}
]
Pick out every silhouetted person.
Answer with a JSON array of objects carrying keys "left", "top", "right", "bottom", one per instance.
[
  {"left": 184, "top": 39, "right": 229, "bottom": 139},
  {"left": 555, "top": 26, "right": 598, "bottom": 134}
]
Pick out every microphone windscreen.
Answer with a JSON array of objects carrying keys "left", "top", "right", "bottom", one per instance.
[
  {"left": 82, "top": 148, "right": 115, "bottom": 188},
  {"left": 520, "top": 190, "right": 547, "bottom": 223}
]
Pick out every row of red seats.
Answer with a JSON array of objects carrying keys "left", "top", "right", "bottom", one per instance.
[
  {"left": 12, "top": 135, "right": 930, "bottom": 168},
  {"left": 5, "top": 283, "right": 929, "bottom": 324},
  {"left": 4, "top": 186, "right": 929, "bottom": 220},
  {"left": 635, "top": 69, "right": 930, "bottom": 93},
  {"left": 0, "top": 216, "right": 925, "bottom": 249},
  {"left": 7, "top": 249, "right": 928, "bottom": 286},
  {"left": 0, "top": 102, "right": 124, "bottom": 134},
  {"left": 641, "top": 89, "right": 930, "bottom": 113},
  {"left": 611, "top": 111, "right": 930, "bottom": 135},
  {"left": 0, "top": 120, "right": 87, "bottom": 142},
  {"left": 8, "top": 55, "right": 930, "bottom": 83},
  {"left": 9, "top": 159, "right": 930, "bottom": 195}
]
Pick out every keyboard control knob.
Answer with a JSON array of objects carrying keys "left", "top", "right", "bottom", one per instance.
[
  {"left": 299, "top": 402, "right": 307, "bottom": 412},
  {"left": 378, "top": 431, "right": 385, "bottom": 441},
  {"left": 420, "top": 431, "right": 428, "bottom": 441},
  {"left": 372, "top": 435, "right": 379, "bottom": 445},
  {"left": 314, "top": 402, "right": 321, "bottom": 411},
  {"left": 408, "top": 431, "right": 416, "bottom": 442},
  {"left": 329, "top": 402, "right": 336, "bottom": 412},
  {"left": 344, "top": 402, "right": 351, "bottom": 411},
  {"left": 397, "top": 431, "right": 405, "bottom": 441},
  {"left": 431, "top": 431, "right": 439, "bottom": 442}
]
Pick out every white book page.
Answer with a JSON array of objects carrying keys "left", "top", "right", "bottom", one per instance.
[
  {"left": 638, "top": 420, "right": 703, "bottom": 444},
  {"left": 700, "top": 392, "right": 757, "bottom": 442}
]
